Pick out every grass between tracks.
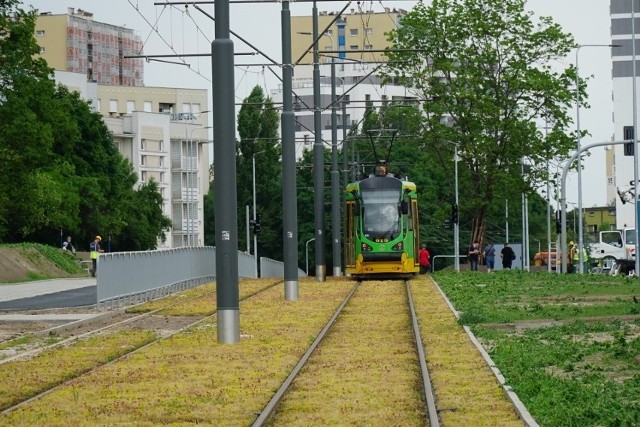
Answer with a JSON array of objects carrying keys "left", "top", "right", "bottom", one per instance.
[
  {"left": 268, "top": 281, "right": 426, "bottom": 426},
  {"left": 433, "top": 270, "right": 640, "bottom": 426},
  {"left": 411, "top": 275, "right": 522, "bottom": 426},
  {"left": 0, "top": 278, "right": 354, "bottom": 426}
]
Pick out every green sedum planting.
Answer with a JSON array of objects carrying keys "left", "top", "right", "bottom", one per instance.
[{"left": 434, "top": 270, "right": 640, "bottom": 426}]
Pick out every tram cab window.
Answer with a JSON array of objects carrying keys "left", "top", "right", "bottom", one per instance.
[{"left": 361, "top": 189, "right": 401, "bottom": 239}]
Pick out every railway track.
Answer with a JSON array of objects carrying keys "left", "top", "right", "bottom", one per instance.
[
  {"left": 253, "top": 280, "right": 441, "bottom": 427},
  {"left": 0, "top": 280, "right": 280, "bottom": 415}
]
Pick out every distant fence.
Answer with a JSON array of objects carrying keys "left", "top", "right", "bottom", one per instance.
[{"left": 96, "top": 247, "right": 305, "bottom": 307}]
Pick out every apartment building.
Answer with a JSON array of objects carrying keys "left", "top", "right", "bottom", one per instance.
[
  {"left": 34, "top": 6, "right": 210, "bottom": 250},
  {"left": 291, "top": 8, "right": 407, "bottom": 63},
  {"left": 35, "top": 8, "right": 144, "bottom": 86},
  {"left": 273, "top": 8, "right": 416, "bottom": 159}
]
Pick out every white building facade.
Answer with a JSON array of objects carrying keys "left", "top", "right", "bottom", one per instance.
[
  {"left": 271, "top": 61, "right": 417, "bottom": 160},
  {"left": 611, "top": 0, "right": 640, "bottom": 229}
]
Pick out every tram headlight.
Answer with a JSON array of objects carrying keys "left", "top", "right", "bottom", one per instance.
[
  {"left": 361, "top": 243, "right": 373, "bottom": 252},
  {"left": 392, "top": 242, "right": 403, "bottom": 251}
]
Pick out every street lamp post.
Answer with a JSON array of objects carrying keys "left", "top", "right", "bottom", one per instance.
[
  {"left": 299, "top": 30, "right": 342, "bottom": 277},
  {"left": 454, "top": 143, "right": 460, "bottom": 272},
  {"left": 306, "top": 237, "right": 315, "bottom": 276},
  {"left": 252, "top": 150, "right": 266, "bottom": 278},
  {"left": 575, "top": 43, "right": 618, "bottom": 273}
]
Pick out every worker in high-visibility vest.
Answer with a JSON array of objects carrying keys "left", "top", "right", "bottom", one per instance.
[
  {"left": 89, "top": 235, "right": 104, "bottom": 277},
  {"left": 571, "top": 242, "right": 589, "bottom": 274}
]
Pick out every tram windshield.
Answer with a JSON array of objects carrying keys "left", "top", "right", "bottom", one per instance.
[{"left": 361, "top": 188, "right": 401, "bottom": 239}]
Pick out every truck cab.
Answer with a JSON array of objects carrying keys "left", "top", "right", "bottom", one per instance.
[{"left": 590, "top": 228, "right": 636, "bottom": 267}]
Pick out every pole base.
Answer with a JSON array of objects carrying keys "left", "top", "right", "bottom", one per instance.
[
  {"left": 285, "top": 280, "right": 299, "bottom": 301},
  {"left": 217, "top": 309, "right": 239, "bottom": 344}
]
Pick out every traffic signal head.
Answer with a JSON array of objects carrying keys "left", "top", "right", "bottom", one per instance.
[
  {"left": 254, "top": 214, "right": 261, "bottom": 234},
  {"left": 451, "top": 204, "right": 459, "bottom": 224}
]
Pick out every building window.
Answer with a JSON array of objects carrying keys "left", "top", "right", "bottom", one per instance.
[
  {"left": 364, "top": 27, "right": 372, "bottom": 35},
  {"left": 109, "top": 99, "right": 118, "bottom": 113},
  {"left": 39, "top": 46, "right": 46, "bottom": 53},
  {"left": 364, "top": 44, "right": 373, "bottom": 50},
  {"left": 350, "top": 28, "right": 358, "bottom": 36},
  {"left": 326, "top": 29, "right": 333, "bottom": 36},
  {"left": 192, "top": 104, "right": 201, "bottom": 115},
  {"left": 36, "top": 30, "right": 45, "bottom": 37},
  {"left": 95, "top": 99, "right": 101, "bottom": 111},
  {"left": 141, "top": 171, "right": 147, "bottom": 182},
  {"left": 140, "top": 139, "right": 146, "bottom": 150},
  {"left": 350, "top": 45, "right": 358, "bottom": 50},
  {"left": 127, "top": 100, "right": 135, "bottom": 114},
  {"left": 160, "top": 172, "right": 165, "bottom": 183},
  {"left": 182, "top": 103, "right": 192, "bottom": 113},
  {"left": 140, "top": 155, "right": 146, "bottom": 165},
  {"left": 143, "top": 101, "right": 152, "bottom": 112}
]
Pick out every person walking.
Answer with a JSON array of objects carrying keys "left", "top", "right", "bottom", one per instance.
[
  {"left": 484, "top": 240, "right": 496, "bottom": 273},
  {"left": 89, "top": 235, "right": 104, "bottom": 277},
  {"left": 62, "top": 236, "right": 75, "bottom": 253},
  {"left": 468, "top": 241, "right": 480, "bottom": 271},
  {"left": 501, "top": 242, "right": 515, "bottom": 270},
  {"left": 419, "top": 244, "right": 431, "bottom": 274},
  {"left": 568, "top": 241, "right": 577, "bottom": 273}
]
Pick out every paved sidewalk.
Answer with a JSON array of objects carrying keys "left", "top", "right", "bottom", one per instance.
[{"left": 0, "top": 278, "right": 96, "bottom": 302}]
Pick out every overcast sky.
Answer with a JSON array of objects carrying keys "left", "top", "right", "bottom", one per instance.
[{"left": 24, "top": 0, "right": 614, "bottom": 208}]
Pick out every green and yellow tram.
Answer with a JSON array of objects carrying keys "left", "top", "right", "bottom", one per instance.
[{"left": 344, "top": 161, "right": 420, "bottom": 278}]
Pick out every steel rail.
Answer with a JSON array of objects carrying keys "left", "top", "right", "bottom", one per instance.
[
  {"left": 251, "top": 281, "right": 360, "bottom": 426},
  {"left": 0, "top": 281, "right": 282, "bottom": 415},
  {"left": 406, "top": 279, "right": 441, "bottom": 427}
]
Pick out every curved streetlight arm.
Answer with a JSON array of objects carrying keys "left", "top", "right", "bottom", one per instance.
[{"left": 560, "top": 140, "right": 627, "bottom": 273}]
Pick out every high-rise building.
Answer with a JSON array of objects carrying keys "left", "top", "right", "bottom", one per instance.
[
  {"left": 611, "top": 0, "right": 639, "bottom": 228},
  {"left": 273, "top": 8, "right": 416, "bottom": 160},
  {"left": 35, "top": 8, "right": 144, "bottom": 86}
]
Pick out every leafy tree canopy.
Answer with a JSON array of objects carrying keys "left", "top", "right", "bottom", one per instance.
[
  {"left": 0, "top": 2, "right": 170, "bottom": 250},
  {"left": 383, "top": 0, "right": 578, "bottom": 244}
]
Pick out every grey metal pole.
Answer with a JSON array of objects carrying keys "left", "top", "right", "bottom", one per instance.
[
  {"left": 213, "top": 0, "right": 239, "bottom": 344},
  {"left": 246, "top": 205, "right": 250, "bottom": 254},
  {"left": 632, "top": 1, "right": 640, "bottom": 277},
  {"left": 454, "top": 144, "right": 460, "bottom": 272},
  {"left": 575, "top": 43, "right": 619, "bottom": 273},
  {"left": 342, "top": 98, "right": 348, "bottom": 189},
  {"left": 306, "top": 237, "right": 315, "bottom": 276},
  {"left": 547, "top": 160, "right": 552, "bottom": 272},
  {"left": 281, "top": 0, "right": 299, "bottom": 299},
  {"left": 575, "top": 46, "right": 584, "bottom": 274},
  {"left": 312, "top": 1, "right": 326, "bottom": 282},
  {"left": 525, "top": 193, "right": 530, "bottom": 271},
  {"left": 561, "top": 140, "right": 629, "bottom": 274},
  {"left": 505, "top": 199, "right": 509, "bottom": 242},
  {"left": 252, "top": 154, "right": 258, "bottom": 278},
  {"left": 330, "top": 57, "right": 341, "bottom": 276}
]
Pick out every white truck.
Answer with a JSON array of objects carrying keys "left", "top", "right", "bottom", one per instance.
[{"left": 590, "top": 228, "right": 636, "bottom": 268}]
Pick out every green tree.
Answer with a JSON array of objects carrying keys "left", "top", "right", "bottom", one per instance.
[
  {"left": 383, "top": 0, "right": 578, "bottom": 246},
  {"left": 117, "top": 180, "right": 173, "bottom": 250},
  {"left": 236, "top": 86, "right": 282, "bottom": 259},
  {"left": 0, "top": 2, "right": 169, "bottom": 249}
]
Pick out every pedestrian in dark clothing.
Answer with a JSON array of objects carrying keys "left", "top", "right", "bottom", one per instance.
[
  {"left": 501, "top": 242, "right": 515, "bottom": 269},
  {"left": 484, "top": 241, "right": 496, "bottom": 273},
  {"left": 468, "top": 241, "right": 480, "bottom": 271}
]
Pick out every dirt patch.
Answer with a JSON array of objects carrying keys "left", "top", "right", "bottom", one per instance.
[{"left": 0, "top": 247, "right": 83, "bottom": 283}]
